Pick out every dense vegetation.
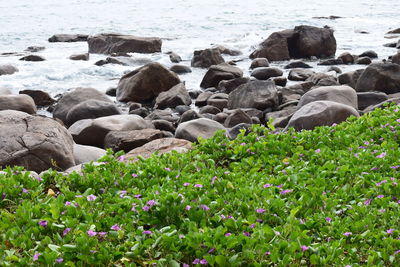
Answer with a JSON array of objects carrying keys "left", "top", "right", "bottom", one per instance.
[{"left": 1, "top": 105, "right": 400, "bottom": 266}]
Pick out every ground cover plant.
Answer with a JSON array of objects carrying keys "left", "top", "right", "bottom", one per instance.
[{"left": 1, "top": 104, "right": 400, "bottom": 266}]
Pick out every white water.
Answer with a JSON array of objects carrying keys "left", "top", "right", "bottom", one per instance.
[{"left": 0, "top": 0, "right": 398, "bottom": 96}]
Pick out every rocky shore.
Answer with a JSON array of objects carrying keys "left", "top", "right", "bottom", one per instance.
[{"left": 1, "top": 26, "right": 400, "bottom": 174}]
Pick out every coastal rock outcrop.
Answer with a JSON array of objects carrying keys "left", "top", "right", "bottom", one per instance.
[
  {"left": 191, "top": 48, "right": 225, "bottom": 68},
  {"left": 355, "top": 63, "right": 400, "bottom": 94},
  {"left": 175, "top": 118, "right": 227, "bottom": 142},
  {"left": 200, "top": 63, "right": 243, "bottom": 88},
  {"left": 154, "top": 83, "right": 191, "bottom": 109},
  {"left": 297, "top": 85, "right": 358, "bottom": 109},
  {"left": 0, "top": 94, "right": 37, "bottom": 114}
]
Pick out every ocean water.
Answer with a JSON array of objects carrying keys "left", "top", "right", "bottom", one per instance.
[{"left": 0, "top": 0, "right": 398, "bottom": 97}]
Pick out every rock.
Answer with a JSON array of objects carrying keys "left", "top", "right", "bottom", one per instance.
[
  {"left": 174, "top": 105, "right": 191, "bottom": 115},
  {"left": 200, "top": 63, "right": 243, "bottom": 88},
  {"left": 357, "top": 92, "right": 388, "bottom": 110},
  {"left": 168, "top": 52, "right": 182, "bottom": 63},
  {"left": 170, "top": 64, "right": 192, "bottom": 74},
  {"left": 66, "top": 99, "right": 122, "bottom": 126},
  {"left": 69, "top": 114, "right": 154, "bottom": 147},
  {"left": 199, "top": 105, "right": 221, "bottom": 115},
  {"left": 0, "top": 94, "right": 37, "bottom": 114},
  {"left": 0, "top": 88, "right": 12, "bottom": 95},
  {"left": 297, "top": 85, "right": 358, "bottom": 109},
  {"left": 224, "top": 109, "right": 252, "bottom": 128},
  {"left": 359, "top": 50, "right": 378, "bottom": 58},
  {"left": 383, "top": 42, "right": 397, "bottom": 48},
  {"left": 207, "top": 98, "right": 228, "bottom": 111},
  {"left": 53, "top": 87, "right": 112, "bottom": 125},
  {"left": 217, "top": 77, "right": 250, "bottom": 94},
  {"left": 228, "top": 123, "right": 252, "bottom": 140},
  {"left": 286, "top": 101, "right": 359, "bottom": 131},
  {"left": 362, "top": 97, "right": 400, "bottom": 113},
  {"left": 152, "top": 119, "right": 176, "bottom": 133},
  {"left": 104, "top": 129, "right": 164, "bottom": 153},
  {"left": 284, "top": 61, "right": 312, "bottom": 69},
  {"left": 191, "top": 48, "right": 225, "bottom": 68},
  {"left": 48, "top": 34, "right": 88, "bottom": 42},
  {"left": 317, "top": 58, "right": 343, "bottom": 65},
  {"left": 387, "top": 28, "right": 400, "bottom": 34},
  {"left": 19, "top": 90, "right": 56, "bottom": 106},
  {"left": 195, "top": 92, "right": 214, "bottom": 107},
  {"left": 129, "top": 107, "right": 149, "bottom": 118},
  {"left": 69, "top": 53, "right": 89, "bottom": 61},
  {"left": 315, "top": 77, "right": 340, "bottom": 87},
  {"left": 179, "top": 110, "right": 203, "bottom": 123},
  {"left": 212, "top": 113, "right": 228, "bottom": 124},
  {"left": 87, "top": 33, "right": 162, "bottom": 54},
  {"left": 0, "top": 64, "right": 18, "bottom": 75},
  {"left": 124, "top": 138, "right": 192, "bottom": 161},
  {"left": 0, "top": 110, "right": 75, "bottom": 172},
  {"left": 251, "top": 67, "right": 283, "bottom": 80},
  {"left": 25, "top": 46, "right": 45, "bottom": 52},
  {"left": 307, "top": 73, "right": 337, "bottom": 85},
  {"left": 213, "top": 45, "right": 242, "bottom": 56},
  {"left": 288, "top": 69, "right": 315, "bottom": 81},
  {"left": 272, "top": 77, "right": 287, "bottom": 87},
  {"left": 250, "top": 25, "right": 336, "bottom": 61},
  {"left": 95, "top": 56, "right": 152, "bottom": 66},
  {"left": 355, "top": 63, "right": 400, "bottom": 94},
  {"left": 338, "top": 52, "right": 355, "bottom": 64},
  {"left": 356, "top": 57, "right": 372, "bottom": 65},
  {"left": 154, "top": 83, "right": 191, "bottom": 109},
  {"left": 327, "top": 66, "right": 342, "bottom": 74},
  {"left": 188, "top": 90, "right": 202, "bottom": 99},
  {"left": 250, "top": 58, "right": 270, "bottom": 69},
  {"left": 338, "top": 69, "right": 364, "bottom": 89},
  {"left": 146, "top": 109, "right": 179, "bottom": 123},
  {"left": 116, "top": 62, "right": 180, "bottom": 103},
  {"left": 228, "top": 80, "right": 279, "bottom": 110},
  {"left": 73, "top": 144, "right": 106, "bottom": 165},
  {"left": 393, "top": 52, "right": 400, "bottom": 65},
  {"left": 106, "top": 87, "right": 117, "bottom": 96},
  {"left": 175, "top": 118, "right": 227, "bottom": 142},
  {"left": 19, "top": 55, "right": 45, "bottom": 61}
]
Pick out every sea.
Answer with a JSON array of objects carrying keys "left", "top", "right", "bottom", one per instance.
[{"left": 0, "top": 0, "right": 398, "bottom": 99}]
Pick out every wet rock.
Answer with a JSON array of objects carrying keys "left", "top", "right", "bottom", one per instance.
[
  {"left": 0, "top": 94, "right": 37, "bottom": 114},
  {"left": 288, "top": 69, "right": 315, "bottom": 81},
  {"left": 200, "top": 63, "right": 243, "bottom": 88},
  {"left": 174, "top": 105, "right": 191, "bottom": 115},
  {"left": 228, "top": 80, "right": 279, "bottom": 110},
  {"left": 0, "top": 110, "right": 75, "bottom": 172},
  {"left": 359, "top": 50, "right": 378, "bottom": 58},
  {"left": 317, "top": 58, "right": 343, "bottom": 65},
  {"left": 286, "top": 101, "right": 359, "bottom": 131},
  {"left": 387, "top": 28, "right": 400, "bottom": 34},
  {"left": 383, "top": 42, "right": 397, "bottom": 48},
  {"left": 338, "top": 52, "right": 355, "bottom": 64},
  {"left": 179, "top": 110, "right": 203, "bottom": 123},
  {"left": 104, "top": 129, "right": 164, "bottom": 153},
  {"left": 357, "top": 92, "right": 388, "bottom": 110},
  {"left": 217, "top": 77, "right": 250, "bottom": 94},
  {"left": 199, "top": 105, "right": 221, "bottom": 115},
  {"left": 250, "top": 58, "right": 269, "bottom": 69},
  {"left": 19, "top": 55, "right": 45, "bottom": 61},
  {"left": 393, "top": 52, "right": 400, "bottom": 65},
  {"left": 53, "top": 87, "right": 112, "bottom": 125},
  {"left": 327, "top": 66, "right": 342, "bottom": 74},
  {"left": 88, "top": 33, "right": 162, "bottom": 54},
  {"left": 152, "top": 119, "right": 176, "bottom": 133},
  {"left": 207, "top": 98, "right": 228, "bottom": 111},
  {"left": 25, "top": 46, "right": 45, "bottom": 52},
  {"left": 0, "top": 64, "right": 18, "bottom": 75},
  {"left": 224, "top": 109, "right": 252, "bottom": 128},
  {"left": 73, "top": 144, "right": 106, "bottom": 165},
  {"left": 129, "top": 107, "right": 149, "bottom": 118},
  {"left": 168, "top": 52, "right": 182, "bottom": 63},
  {"left": 298, "top": 85, "right": 358, "bottom": 109},
  {"left": 251, "top": 67, "right": 283, "bottom": 80},
  {"left": 284, "top": 61, "right": 312, "bottom": 69},
  {"left": 306, "top": 72, "right": 337, "bottom": 85},
  {"left": 95, "top": 56, "right": 152, "bottom": 66},
  {"left": 175, "top": 118, "right": 227, "bottom": 142},
  {"left": 154, "top": 83, "right": 191, "bottom": 109},
  {"left": 69, "top": 53, "right": 89, "bottom": 61},
  {"left": 213, "top": 45, "right": 242, "bottom": 56},
  {"left": 356, "top": 57, "right": 372, "bottom": 65},
  {"left": 146, "top": 109, "right": 179, "bottom": 123},
  {"left": 106, "top": 87, "right": 117, "bottom": 96},
  {"left": 195, "top": 91, "right": 214, "bottom": 107},
  {"left": 355, "top": 63, "right": 400, "bottom": 94},
  {"left": 48, "top": 34, "right": 88, "bottom": 42},
  {"left": 170, "top": 64, "right": 192, "bottom": 74},
  {"left": 116, "top": 62, "right": 180, "bottom": 103},
  {"left": 19, "top": 90, "right": 56, "bottom": 106},
  {"left": 228, "top": 123, "right": 252, "bottom": 139},
  {"left": 191, "top": 48, "right": 225, "bottom": 68},
  {"left": 338, "top": 69, "right": 364, "bottom": 89},
  {"left": 272, "top": 77, "right": 287, "bottom": 87},
  {"left": 212, "top": 113, "right": 228, "bottom": 124}
]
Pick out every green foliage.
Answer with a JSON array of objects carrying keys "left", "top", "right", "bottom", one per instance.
[{"left": 1, "top": 105, "right": 400, "bottom": 266}]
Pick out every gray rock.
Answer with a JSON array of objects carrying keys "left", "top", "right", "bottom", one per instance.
[
  {"left": 298, "top": 85, "right": 358, "bottom": 109},
  {"left": 0, "top": 64, "right": 18, "bottom": 75},
  {"left": 154, "top": 83, "right": 191, "bottom": 109},
  {"left": 116, "top": 62, "right": 180, "bottom": 103},
  {"left": 25, "top": 46, "right": 45, "bottom": 52},
  {"left": 288, "top": 69, "right": 315, "bottom": 81},
  {"left": 317, "top": 58, "right": 343, "bottom": 65},
  {"left": 200, "top": 63, "right": 243, "bottom": 88},
  {"left": 146, "top": 109, "right": 179, "bottom": 123},
  {"left": 393, "top": 52, "right": 400, "bottom": 65},
  {"left": 217, "top": 77, "right": 250, "bottom": 94},
  {"left": 152, "top": 119, "right": 176, "bottom": 133},
  {"left": 284, "top": 61, "right": 312, "bottom": 69},
  {"left": 195, "top": 91, "right": 214, "bottom": 107},
  {"left": 387, "top": 28, "right": 400, "bottom": 34},
  {"left": 199, "top": 105, "right": 221, "bottom": 115},
  {"left": 272, "top": 77, "right": 287, "bottom": 87},
  {"left": 129, "top": 107, "right": 149, "bottom": 118},
  {"left": 106, "top": 87, "right": 117, "bottom": 96},
  {"left": 191, "top": 48, "right": 225, "bottom": 68},
  {"left": 355, "top": 63, "right": 400, "bottom": 94},
  {"left": 213, "top": 45, "right": 242, "bottom": 56},
  {"left": 207, "top": 98, "right": 228, "bottom": 110},
  {"left": 104, "top": 129, "right": 164, "bottom": 152},
  {"left": 212, "top": 112, "right": 229, "bottom": 124},
  {"left": 250, "top": 58, "right": 269, "bottom": 69},
  {"left": 73, "top": 144, "right": 106, "bottom": 165},
  {"left": 168, "top": 52, "right": 182, "bottom": 63},
  {"left": 170, "top": 64, "right": 192, "bottom": 74},
  {"left": 357, "top": 92, "right": 388, "bottom": 110},
  {"left": 338, "top": 69, "right": 365, "bottom": 89},
  {"left": 175, "top": 118, "right": 227, "bottom": 142},
  {"left": 251, "top": 67, "right": 283, "bottom": 80},
  {"left": 286, "top": 101, "right": 359, "bottom": 131},
  {"left": 19, "top": 55, "right": 45, "bottom": 61},
  {"left": 174, "top": 105, "right": 191, "bottom": 115},
  {"left": 356, "top": 57, "right": 372, "bottom": 65},
  {"left": 228, "top": 80, "right": 279, "bottom": 110},
  {"left": 49, "top": 34, "right": 88, "bottom": 42},
  {"left": 359, "top": 50, "right": 378, "bottom": 58},
  {"left": 0, "top": 110, "right": 75, "bottom": 172},
  {"left": 228, "top": 123, "right": 252, "bottom": 140},
  {"left": 327, "top": 66, "right": 342, "bottom": 74},
  {"left": 19, "top": 90, "right": 56, "bottom": 106},
  {"left": 179, "top": 110, "right": 203, "bottom": 123},
  {"left": 0, "top": 94, "right": 37, "bottom": 114},
  {"left": 224, "top": 109, "right": 252, "bottom": 128},
  {"left": 69, "top": 53, "right": 89, "bottom": 61},
  {"left": 88, "top": 33, "right": 162, "bottom": 54},
  {"left": 338, "top": 52, "right": 355, "bottom": 64}
]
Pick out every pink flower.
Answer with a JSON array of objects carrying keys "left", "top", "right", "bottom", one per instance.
[
  {"left": 87, "top": 230, "right": 97, "bottom": 236},
  {"left": 65, "top": 201, "right": 72, "bottom": 206},
  {"left": 183, "top": 264, "right": 189, "bottom": 267},
  {"left": 164, "top": 167, "right": 171, "bottom": 171},
  {"left": 185, "top": 205, "right": 191, "bottom": 211},
  {"left": 280, "top": 189, "right": 293, "bottom": 195},
  {"left": 376, "top": 152, "right": 386, "bottom": 158},
  {"left": 98, "top": 232, "right": 107, "bottom": 237},
  {"left": 131, "top": 203, "right": 137, "bottom": 211},
  {"left": 364, "top": 199, "right": 372, "bottom": 205},
  {"left": 132, "top": 173, "right": 138, "bottom": 177},
  {"left": 243, "top": 231, "right": 251, "bottom": 236},
  {"left": 63, "top": 228, "right": 71, "bottom": 236},
  {"left": 256, "top": 208, "right": 266, "bottom": 214},
  {"left": 117, "top": 155, "right": 125, "bottom": 161},
  {"left": 143, "top": 230, "right": 152, "bottom": 235},
  {"left": 263, "top": 184, "right": 272, "bottom": 188},
  {"left": 377, "top": 195, "right": 384, "bottom": 199},
  {"left": 194, "top": 184, "right": 203, "bottom": 188},
  {"left": 134, "top": 194, "right": 141, "bottom": 199},
  {"left": 250, "top": 223, "right": 256, "bottom": 228},
  {"left": 87, "top": 194, "right": 97, "bottom": 201},
  {"left": 315, "top": 149, "right": 321, "bottom": 153},
  {"left": 265, "top": 251, "right": 271, "bottom": 255},
  {"left": 22, "top": 188, "right": 29, "bottom": 193},
  {"left": 147, "top": 200, "right": 156, "bottom": 206},
  {"left": 343, "top": 232, "right": 352, "bottom": 237},
  {"left": 200, "top": 204, "right": 210, "bottom": 211},
  {"left": 193, "top": 259, "right": 200, "bottom": 264},
  {"left": 301, "top": 245, "right": 309, "bottom": 251},
  {"left": 38, "top": 220, "right": 48, "bottom": 227},
  {"left": 325, "top": 217, "right": 332, "bottom": 223},
  {"left": 55, "top": 258, "right": 64, "bottom": 263},
  {"left": 200, "top": 259, "right": 208, "bottom": 265},
  {"left": 225, "top": 233, "right": 232, "bottom": 237},
  {"left": 387, "top": 229, "right": 394, "bottom": 235},
  {"left": 211, "top": 176, "right": 217, "bottom": 185},
  {"left": 142, "top": 205, "right": 150, "bottom": 211},
  {"left": 33, "top": 253, "right": 41, "bottom": 261},
  {"left": 111, "top": 224, "right": 121, "bottom": 231}
]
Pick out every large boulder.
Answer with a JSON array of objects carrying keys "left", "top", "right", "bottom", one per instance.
[
  {"left": 0, "top": 64, "right": 18, "bottom": 76},
  {"left": 175, "top": 118, "right": 227, "bottom": 142},
  {"left": 250, "top": 25, "right": 336, "bottom": 61},
  {"left": 286, "top": 101, "right": 359, "bottom": 131},
  {"left": 297, "top": 85, "right": 358, "bottom": 109},
  {"left": 73, "top": 144, "right": 106, "bottom": 165},
  {"left": 66, "top": 99, "right": 122, "bottom": 126},
  {"left": 116, "top": 62, "right": 181, "bottom": 103},
  {"left": 338, "top": 69, "right": 365, "bottom": 89},
  {"left": 48, "top": 34, "right": 88, "bottom": 42},
  {"left": 0, "top": 110, "right": 75, "bottom": 172},
  {"left": 224, "top": 109, "right": 253, "bottom": 128},
  {"left": 288, "top": 69, "right": 315, "bottom": 81},
  {"left": 0, "top": 94, "right": 37, "bottom": 114},
  {"left": 68, "top": 114, "right": 154, "bottom": 147},
  {"left": 357, "top": 92, "right": 388, "bottom": 110},
  {"left": 200, "top": 63, "right": 243, "bottom": 88},
  {"left": 104, "top": 129, "right": 164, "bottom": 152},
  {"left": 154, "top": 83, "right": 191, "bottom": 109},
  {"left": 251, "top": 67, "right": 283, "bottom": 80},
  {"left": 355, "top": 63, "right": 400, "bottom": 94},
  {"left": 19, "top": 90, "right": 56, "bottom": 106},
  {"left": 227, "top": 80, "right": 279, "bottom": 110},
  {"left": 53, "top": 87, "right": 112, "bottom": 124},
  {"left": 191, "top": 48, "right": 225, "bottom": 68},
  {"left": 87, "top": 33, "right": 162, "bottom": 54},
  {"left": 124, "top": 138, "right": 192, "bottom": 161}
]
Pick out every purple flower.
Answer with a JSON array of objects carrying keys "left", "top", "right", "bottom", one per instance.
[
  {"left": 377, "top": 195, "right": 384, "bottom": 199},
  {"left": 142, "top": 205, "right": 150, "bottom": 211},
  {"left": 38, "top": 220, "right": 48, "bottom": 228},
  {"left": 263, "top": 183, "right": 272, "bottom": 188},
  {"left": 185, "top": 205, "right": 191, "bottom": 211},
  {"left": 225, "top": 233, "right": 232, "bottom": 237},
  {"left": 343, "top": 232, "right": 352, "bottom": 237},
  {"left": 119, "top": 190, "right": 127, "bottom": 198},
  {"left": 200, "top": 259, "right": 208, "bottom": 265},
  {"left": 326, "top": 217, "right": 332, "bottom": 223},
  {"left": 98, "top": 232, "right": 107, "bottom": 237},
  {"left": 301, "top": 245, "right": 309, "bottom": 251},
  {"left": 131, "top": 203, "right": 137, "bottom": 211},
  {"left": 22, "top": 188, "right": 29, "bottom": 193},
  {"left": 387, "top": 229, "right": 394, "bottom": 235},
  {"left": 265, "top": 251, "right": 271, "bottom": 255},
  {"left": 211, "top": 176, "right": 217, "bottom": 185},
  {"left": 183, "top": 182, "right": 190, "bottom": 186},
  {"left": 134, "top": 194, "right": 141, "bottom": 199},
  {"left": 117, "top": 155, "right": 125, "bottom": 161},
  {"left": 394, "top": 250, "right": 400, "bottom": 255},
  {"left": 315, "top": 149, "right": 321, "bottom": 153},
  {"left": 33, "top": 253, "right": 41, "bottom": 261},
  {"left": 143, "top": 230, "right": 152, "bottom": 235},
  {"left": 65, "top": 201, "right": 72, "bottom": 206},
  {"left": 55, "top": 258, "right": 64, "bottom": 263},
  {"left": 280, "top": 189, "right": 293, "bottom": 195},
  {"left": 132, "top": 173, "right": 138, "bottom": 177},
  {"left": 75, "top": 194, "right": 83, "bottom": 198},
  {"left": 208, "top": 247, "right": 216, "bottom": 254},
  {"left": 87, "top": 194, "right": 97, "bottom": 201},
  {"left": 256, "top": 208, "right": 266, "bottom": 214},
  {"left": 250, "top": 223, "right": 256, "bottom": 229},
  {"left": 37, "top": 176, "right": 43, "bottom": 182},
  {"left": 183, "top": 264, "right": 189, "bottom": 267},
  {"left": 200, "top": 204, "right": 210, "bottom": 211},
  {"left": 87, "top": 230, "right": 97, "bottom": 236},
  {"left": 194, "top": 184, "right": 203, "bottom": 188},
  {"left": 364, "top": 199, "right": 372, "bottom": 206},
  {"left": 111, "top": 224, "right": 121, "bottom": 231},
  {"left": 164, "top": 167, "right": 171, "bottom": 171},
  {"left": 240, "top": 142, "right": 246, "bottom": 146},
  {"left": 193, "top": 259, "right": 200, "bottom": 264},
  {"left": 243, "top": 231, "right": 251, "bottom": 236},
  {"left": 376, "top": 152, "right": 386, "bottom": 158},
  {"left": 63, "top": 228, "right": 71, "bottom": 236},
  {"left": 147, "top": 200, "right": 156, "bottom": 206}
]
